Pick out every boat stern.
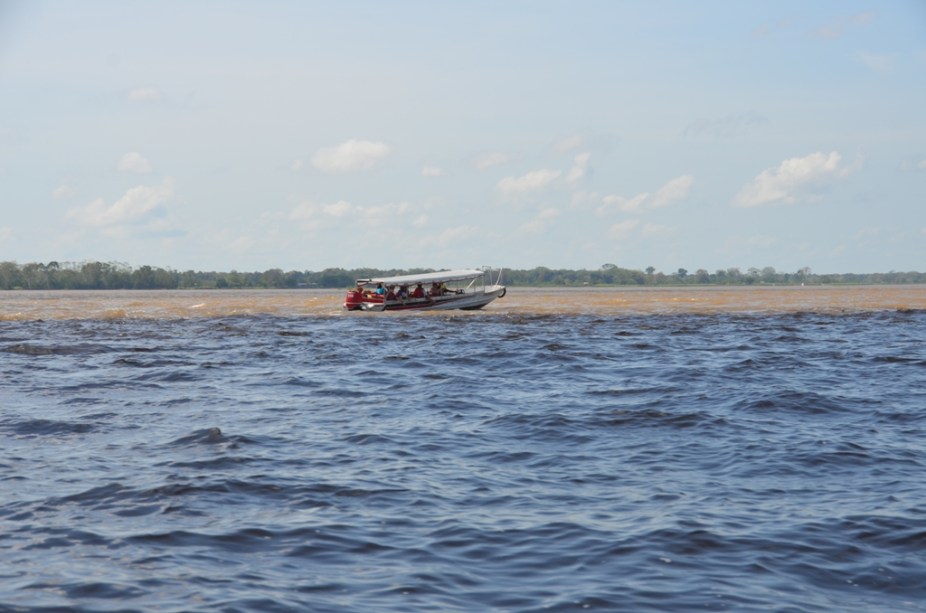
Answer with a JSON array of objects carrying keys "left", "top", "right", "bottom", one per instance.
[{"left": 344, "top": 289, "right": 364, "bottom": 310}]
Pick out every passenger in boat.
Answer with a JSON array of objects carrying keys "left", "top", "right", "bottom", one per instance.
[
  {"left": 411, "top": 283, "right": 425, "bottom": 299},
  {"left": 375, "top": 282, "right": 386, "bottom": 296},
  {"left": 398, "top": 285, "right": 409, "bottom": 300},
  {"left": 430, "top": 282, "right": 441, "bottom": 296},
  {"left": 385, "top": 285, "right": 397, "bottom": 301},
  {"left": 439, "top": 282, "right": 450, "bottom": 295},
  {"left": 355, "top": 283, "right": 373, "bottom": 299}
]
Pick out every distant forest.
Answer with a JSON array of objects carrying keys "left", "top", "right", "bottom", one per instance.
[{"left": 2, "top": 261, "right": 925, "bottom": 290}]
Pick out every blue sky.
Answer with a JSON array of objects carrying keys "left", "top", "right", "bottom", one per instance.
[{"left": 1, "top": 0, "right": 924, "bottom": 274}]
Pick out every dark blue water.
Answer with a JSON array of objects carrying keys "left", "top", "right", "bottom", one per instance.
[{"left": 2, "top": 310, "right": 925, "bottom": 612}]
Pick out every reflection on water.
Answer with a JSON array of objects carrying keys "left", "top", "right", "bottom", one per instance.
[{"left": 1, "top": 286, "right": 925, "bottom": 320}]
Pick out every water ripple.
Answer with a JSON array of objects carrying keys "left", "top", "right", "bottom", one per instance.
[{"left": 1, "top": 309, "right": 925, "bottom": 611}]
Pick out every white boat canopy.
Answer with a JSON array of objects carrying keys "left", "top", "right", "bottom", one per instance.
[{"left": 357, "top": 269, "right": 486, "bottom": 286}]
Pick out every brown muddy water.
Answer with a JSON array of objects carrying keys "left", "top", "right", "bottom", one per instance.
[{"left": 1, "top": 285, "right": 924, "bottom": 320}]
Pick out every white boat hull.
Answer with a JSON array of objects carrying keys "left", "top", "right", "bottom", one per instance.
[{"left": 357, "top": 285, "right": 506, "bottom": 312}]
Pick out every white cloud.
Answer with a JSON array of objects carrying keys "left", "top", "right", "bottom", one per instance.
[
  {"left": 323, "top": 200, "right": 355, "bottom": 218},
  {"left": 421, "top": 166, "right": 442, "bottom": 177},
  {"left": 815, "top": 24, "right": 843, "bottom": 40},
  {"left": 365, "top": 202, "right": 410, "bottom": 218},
  {"left": 409, "top": 226, "right": 483, "bottom": 250},
  {"left": 569, "top": 191, "right": 600, "bottom": 209},
  {"left": 287, "top": 206, "right": 323, "bottom": 232},
  {"left": 228, "top": 235, "right": 256, "bottom": 252},
  {"left": 538, "top": 207, "right": 559, "bottom": 220},
  {"left": 289, "top": 199, "right": 355, "bottom": 220},
  {"left": 608, "top": 219, "right": 639, "bottom": 239},
  {"left": 520, "top": 207, "right": 560, "bottom": 234},
  {"left": 733, "top": 151, "right": 852, "bottom": 208},
  {"left": 288, "top": 199, "right": 412, "bottom": 230},
  {"left": 601, "top": 192, "right": 649, "bottom": 214},
  {"left": 748, "top": 235, "right": 777, "bottom": 247},
  {"left": 857, "top": 52, "right": 894, "bottom": 72},
  {"left": 117, "top": 152, "right": 153, "bottom": 174},
  {"left": 641, "top": 223, "right": 676, "bottom": 238},
  {"left": 291, "top": 159, "right": 304, "bottom": 171},
  {"left": 418, "top": 225, "right": 479, "bottom": 248},
  {"left": 751, "top": 18, "right": 795, "bottom": 39},
  {"left": 567, "top": 152, "right": 591, "bottom": 184},
  {"left": 68, "top": 178, "right": 174, "bottom": 227},
  {"left": 311, "top": 139, "right": 391, "bottom": 173},
  {"left": 898, "top": 158, "right": 926, "bottom": 172},
  {"left": 684, "top": 112, "right": 767, "bottom": 139},
  {"left": 554, "top": 134, "right": 585, "bottom": 154},
  {"left": 128, "top": 87, "right": 161, "bottom": 102},
  {"left": 651, "top": 175, "right": 694, "bottom": 208},
  {"left": 474, "top": 152, "right": 508, "bottom": 170},
  {"left": 605, "top": 220, "right": 675, "bottom": 240},
  {"left": 758, "top": 12, "right": 872, "bottom": 41},
  {"left": 52, "top": 185, "right": 77, "bottom": 200},
  {"left": 815, "top": 11, "right": 875, "bottom": 40},
  {"left": 497, "top": 169, "right": 561, "bottom": 195},
  {"left": 289, "top": 201, "right": 316, "bottom": 220},
  {"left": 599, "top": 174, "right": 692, "bottom": 214}
]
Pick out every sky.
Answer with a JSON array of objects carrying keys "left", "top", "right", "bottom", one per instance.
[{"left": 1, "top": 0, "right": 924, "bottom": 274}]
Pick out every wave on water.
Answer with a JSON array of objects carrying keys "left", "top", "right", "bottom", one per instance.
[{"left": 1, "top": 302, "right": 925, "bottom": 611}]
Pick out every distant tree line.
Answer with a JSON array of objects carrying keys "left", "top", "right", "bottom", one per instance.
[{"left": 1, "top": 261, "right": 924, "bottom": 291}]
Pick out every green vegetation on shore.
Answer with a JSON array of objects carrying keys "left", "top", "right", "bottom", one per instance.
[{"left": 2, "top": 261, "right": 924, "bottom": 290}]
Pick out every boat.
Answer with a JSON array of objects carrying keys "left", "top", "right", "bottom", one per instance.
[{"left": 344, "top": 268, "right": 507, "bottom": 312}]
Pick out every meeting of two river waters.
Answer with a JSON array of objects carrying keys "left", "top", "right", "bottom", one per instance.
[
  {"left": 5, "top": 0, "right": 926, "bottom": 610},
  {"left": 2, "top": 286, "right": 925, "bottom": 611}
]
